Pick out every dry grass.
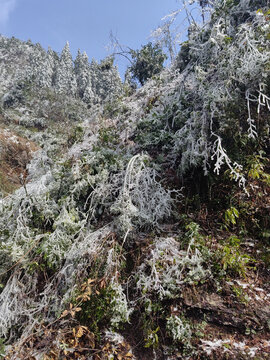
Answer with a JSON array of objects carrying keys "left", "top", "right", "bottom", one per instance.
[{"left": 0, "top": 127, "right": 38, "bottom": 194}]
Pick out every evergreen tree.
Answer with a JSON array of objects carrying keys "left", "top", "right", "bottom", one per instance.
[
  {"left": 25, "top": 43, "right": 46, "bottom": 84},
  {"left": 89, "top": 57, "right": 123, "bottom": 104},
  {"left": 82, "top": 85, "right": 96, "bottom": 104},
  {"left": 35, "top": 45, "right": 57, "bottom": 88},
  {"left": 55, "top": 42, "right": 77, "bottom": 95},
  {"left": 47, "top": 47, "right": 59, "bottom": 87},
  {"left": 74, "top": 49, "right": 91, "bottom": 99},
  {"left": 128, "top": 43, "right": 167, "bottom": 86},
  {"left": 22, "top": 44, "right": 57, "bottom": 89}
]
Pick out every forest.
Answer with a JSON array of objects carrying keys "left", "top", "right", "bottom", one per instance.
[{"left": 0, "top": 0, "right": 269, "bottom": 359}]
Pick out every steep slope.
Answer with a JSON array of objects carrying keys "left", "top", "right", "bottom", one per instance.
[
  {"left": 0, "top": 36, "right": 124, "bottom": 199},
  {"left": 0, "top": 1, "right": 269, "bottom": 359}
]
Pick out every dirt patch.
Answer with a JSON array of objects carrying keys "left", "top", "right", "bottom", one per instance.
[{"left": 0, "top": 127, "right": 38, "bottom": 194}]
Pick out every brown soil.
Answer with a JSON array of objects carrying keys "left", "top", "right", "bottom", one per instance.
[{"left": 0, "top": 127, "right": 38, "bottom": 194}]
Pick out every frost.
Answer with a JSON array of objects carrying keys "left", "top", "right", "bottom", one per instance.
[
  {"left": 211, "top": 135, "right": 247, "bottom": 190},
  {"left": 0, "top": 36, "right": 123, "bottom": 108},
  {"left": 166, "top": 315, "right": 192, "bottom": 343},
  {"left": 0, "top": 1, "right": 269, "bottom": 356},
  {"left": 248, "top": 347, "right": 259, "bottom": 357},
  {"left": 141, "top": 0, "right": 270, "bottom": 189},
  {"left": 201, "top": 339, "right": 231, "bottom": 355},
  {"left": 111, "top": 154, "right": 175, "bottom": 233},
  {"left": 104, "top": 331, "right": 125, "bottom": 345},
  {"left": 136, "top": 235, "right": 211, "bottom": 300},
  {"left": 110, "top": 280, "right": 133, "bottom": 328}
]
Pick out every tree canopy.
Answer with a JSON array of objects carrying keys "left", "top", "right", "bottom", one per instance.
[{"left": 128, "top": 42, "right": 167, "bottom": 86}]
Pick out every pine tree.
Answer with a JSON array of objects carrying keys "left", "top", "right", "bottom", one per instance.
[
  {"left": 35, "top": 45, "right": 57, "bottom": 88},
  {"left": 55, "top": 41, "right": 77, "bottom": 95},
  {"left": 25, "top": 43, "right": 46, "bottom": 85},
  {"left": 89, "top": 57, "right": 123, "bottom": 103},
  {"left": 74, "top": 49, "right": 91, "bottom": 99},
  {"left": 47, "top": 47, "right": 59, "bottom": 87}
]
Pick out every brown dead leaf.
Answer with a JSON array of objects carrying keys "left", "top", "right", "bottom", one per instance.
[
  {"left": 76, "top": 326, "right": 84, "bottom": 338},
  {"left": 125, "top": 352, "right": 133, "bottom": 358},
  {"left": 100, "top": 279, "right": 106, "bottom": 289}
]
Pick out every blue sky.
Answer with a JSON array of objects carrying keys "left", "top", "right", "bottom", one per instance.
[{"left": 0, "top": 0, "right": 191, "bottom": 75}]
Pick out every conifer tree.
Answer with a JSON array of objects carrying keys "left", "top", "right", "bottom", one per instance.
[
  {"left": 36, "top": 45, "right": 57, "bottom": 88},
  {"left": 47, "top": 47, "right": 59, "bottom": 87},
  {"left": 15, "top": 43, "right": 56, "bottom": 90},
  {"left": 89, "top": 57, "right": 123, "bottom": 103},
  {"left": 25, "top": 44, "right": 46, "bottom": 84},
  {"left": 55, "top": 41, "right": 77, "bottom": 95},
  {"left": 74, "top": 49, "right": 91, "bottom": 99}
]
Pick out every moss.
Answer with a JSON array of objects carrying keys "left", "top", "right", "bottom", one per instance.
[{"left": 77, "top": 288, "right": 112, "bottom": 336}]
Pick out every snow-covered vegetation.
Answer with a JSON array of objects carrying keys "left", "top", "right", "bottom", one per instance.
[
  {"left": 0, "top": 37, "right": 122, "bottom": 107},
  {"left": 0, "top": 1, "right": 269, "bottom": 359}
]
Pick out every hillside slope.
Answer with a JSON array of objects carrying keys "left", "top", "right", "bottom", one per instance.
[{"left": 0, "top": 1, "right": 269, "bottom": 359}]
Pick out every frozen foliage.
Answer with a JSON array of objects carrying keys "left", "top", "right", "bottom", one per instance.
[
  {"left": 27, "top": 44, "right": 56, "bottom": 88},
  {"left": 0, "top": 1, "right": 269, "bottom": 357},
  {"left": 111, "top": 154, "right": 175, "bottom": 233},
  {"left": 104, "top": 331, "right": 136, "bottom": 360},
  {"left": 0, "top": 132, "right": 173, "bottom": 340},
  {"left": 89, "top": 57, "right": 123, "bottom": 104},
  {"left": 0, "top": 271, "right": 43, "bottom": 338},
  {"left": 26, "top": 149, "right": 52, "bottom": 181},
  {"left": 135, "top": 0, "right": 270, "bottom": 188},
  {"left": 104, "top": 330, "right": 125, "bottom": 345},
  {"left": 109, "top": 280, "right": 133, "bottom": 328},
  {"left": 136, "top": 234, "right": 211, "bottom": 300},
  {"left": 211, "top": 135, "right": 247, "bottom": 190},
  {"left": 74, "top": 49, "right": 92, "bottom": 99},
  {"left": 0, "top": 222, "right": 113, "bottom": 338},
  {"left": 0, "top": 139, "right": 108, "bottom": 336},
  {"left": 0, "top": 36, "right": 123, "bottom": 108},
  {"left": 166, "top": 315, "right": 192, "bottom": 343},
  {"left": 55, "top": 42, "right": 77, "bottom": 95}
]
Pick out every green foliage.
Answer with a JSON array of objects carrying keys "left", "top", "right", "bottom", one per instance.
[
  {"left": 224, "top": 206, "right": 239, "bottom": 227},
  {"left": 0, "top": 338, "right": 5, "bottom": 358},
  {"left": 77, "top": 285, "right": 115, "bottom": 336},
  {"left": 183, "top": 222, "right": 211, "bottom": 261},
  {"left": 245, "top": 327, "right": 257, "bottom": 336},
  {"left": 194, "top": 320, "right": 207, "bottom": 338},
  {"left": 76, "top": 279, "right": 131, "bottom": 336},
  {"left": 141, "top": 298, "right": 164, "bottom": 349},
  {"left": 219, "top": 236, "right": 254, "bottom": 277},
  {"left": 185, "top": 222, "right": 204, "bottom": 243},
  {"left": 135, "top": 114, "right": 174, "bottom": 150},
  {"left": 98, "top": 127, "right": 120, "bottom": 147},
  {"left": 26, "top": 260, "right": 46, "bottom": 274},
  {"left": 247, "top": 152, "right": 270, "bottom": 185},
  {"left": 175, "top": 41, "right": 191, "bottom": 71},
  {"left": 128, "top": 42, "right": 167, "bottom": 85},
  {"left": 231, "top": 285, "right": 250, "bottom": 304},
  {"left": 144, "top": 326, "right": 160, "bottom": 349}
]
